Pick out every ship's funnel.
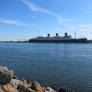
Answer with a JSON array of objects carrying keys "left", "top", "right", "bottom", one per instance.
[
  {"left": 47, "top": 33, "right": 50, "bottom": 37},
  {"left": 56, "top": 33, "right": 59, "bottom": 37},
  {"left": 65, "top": 32, "right": 68, "bottom": 37}
]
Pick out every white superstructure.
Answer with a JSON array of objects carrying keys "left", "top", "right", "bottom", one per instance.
[{"left": 32, "top": 33, "right": 72, "bottom": 40}]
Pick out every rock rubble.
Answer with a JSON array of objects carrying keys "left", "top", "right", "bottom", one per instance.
[{"left": 0, "top": 66, "right": 74, "bottom": 92}]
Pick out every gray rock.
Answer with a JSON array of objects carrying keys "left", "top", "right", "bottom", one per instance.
[
  {"left": 24, "top": 83, "right": 31, "bottom": 88},
  {"left": 31, "top": 81, "right": 43, "bottom": 92},
  {"left": 45, "top": 87, "right": 56, "bottom": 92},
  {"left": 10, "top": 79, "right": 31, "bottom": 90},
  {"left": 10, "top": 79, "right": 24, "bottom": 88},
  {"left": 0, "top": 86, "right": 5, "bottom": 92},
  {"left": 9, "top": 70, "right": 14, "bottom": 79},
  {"left": 17, "top": 85, "right": 26, "bottom": 92},
  {"left": 17, "top": 85, "right": 35, "bottom": 92},
  {"left": 2, "top": 84, "right": 18, "bottom": 92},
  {"left": 0, "top": 67, "right": 12, "bottom": 84}
]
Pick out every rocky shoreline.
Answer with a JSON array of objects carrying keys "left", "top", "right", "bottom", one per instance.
[{"left": 0, "top": 66, "right": 77, "bottom": 92}]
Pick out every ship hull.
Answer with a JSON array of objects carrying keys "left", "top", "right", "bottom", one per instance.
[{"left": 29, "top": 39, "right": 88, "bottom": 43}]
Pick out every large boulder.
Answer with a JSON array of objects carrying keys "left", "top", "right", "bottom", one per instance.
[
  {"left": 21, "top": 78, "right": 27, "bottom": 84},
  {"left": 10, "top": 79, "right": 31, "bottom": 90},
  {"left": 0, "top": 67, "right": 14, "bottom": 84},
  {"left": 31, "top": 81, "right": 43, "bottom": 92},
  {"left": 17, "top": 85, "right": 26, "bottom": 92},
  {"left": 10, "top": 79, "right": 24, "bottom": 88},
  {"left": 2, "top": 84, "right": 18, "bottom": 92},
  {"left": 17, "top": 85, "right": 36, "bottom": 92},
  {"left": 42, "top": 87, "right": 46, "bottom": 92},
  {"left": 9, "top": 70, "right": 14, "bottom": 79},
  {"left": 0, "top": 86, "right": 5, "bottom": 92}
]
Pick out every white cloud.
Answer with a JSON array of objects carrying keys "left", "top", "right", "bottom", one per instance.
[
  {"left": 0, "top": 17, "right": 24, "bottom": 25},
  {"left": 22, "top": 0, "right": 72, "bottom": 23},
  {"left": 0, "top": 17, "right": 52, "bottom": 27},
  {"left": 65, "top": 24, "right": 92, "bottom": 31}
]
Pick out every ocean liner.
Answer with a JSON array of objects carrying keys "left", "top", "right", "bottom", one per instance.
[{"left": 29, "top": 33, "right": 88, "bottom": 43}]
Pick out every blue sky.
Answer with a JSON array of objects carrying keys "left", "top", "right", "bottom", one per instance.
[{"left": 0, "top": 0, "right": 92, "bottom": 41}]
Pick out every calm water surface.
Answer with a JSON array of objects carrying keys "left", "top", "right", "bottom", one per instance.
[{"left": 0, "top": 43, "right": 92, "bottom": 92}]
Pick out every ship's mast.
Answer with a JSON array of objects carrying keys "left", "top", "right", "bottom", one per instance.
[{"left": 74, "top": 32, "right": 76, "bottom": 39}]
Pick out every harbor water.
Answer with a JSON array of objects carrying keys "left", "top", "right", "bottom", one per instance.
[{"left": 0, "top": 43, "right": 92, "bottom": 92}]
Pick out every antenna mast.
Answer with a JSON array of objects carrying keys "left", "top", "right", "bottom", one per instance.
[{"left": 74, "top": 32, "right": 76, "bottom": 39}]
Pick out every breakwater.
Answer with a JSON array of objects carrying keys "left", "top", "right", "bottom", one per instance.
[{"left": 0, "top": 66, "right": 76, "bottom": 92}]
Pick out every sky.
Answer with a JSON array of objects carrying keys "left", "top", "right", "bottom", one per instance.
[{"left": 0, "top": 0, "right": 92, "bottom": 41}]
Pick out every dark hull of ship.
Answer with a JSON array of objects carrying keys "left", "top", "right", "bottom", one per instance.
[{"left": 29, "top": 39, "right": 89, "bottom": 43}]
